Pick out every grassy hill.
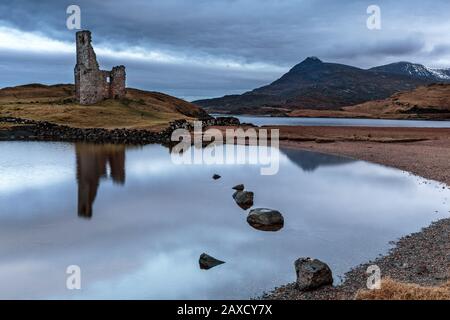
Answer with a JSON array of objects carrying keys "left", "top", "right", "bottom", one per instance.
[
  {"left": 0, "top": 84, "right": 209, "bottom": 130},
  {"left": 343, "top": 84, "right": 450, "bottom": 119}
]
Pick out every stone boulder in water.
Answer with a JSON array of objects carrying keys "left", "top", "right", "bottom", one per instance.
[
  {"left": 294, "top": 257, "right": 333, "bottom": 291},
  {"left": 246, "top": 208, "right": 284, "bottom": 231},
  {"left": 232, "top": 190, "right": 254, "bottom": 210},
  {"left": 199, "top": 253, "right": 225, "bottom": 270}
]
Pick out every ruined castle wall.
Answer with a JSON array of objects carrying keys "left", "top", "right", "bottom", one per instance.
[
  {"left": 75, "top": 31, "right": 105, "bottom": 105},
  {"left": 75, "top": 66, "right": 110, "bottom": 105},
  {"left": 76, "top": 31, "right": 99, "bottom": 69},
  {"left": 110, "top": 66, "right": 126, "bottom": 99},
  {"left": 100, "top": 70, "right": 111, "bottom": 100},
  {"left": 75, "top": 31, "right": 126, "bottom": 105}
]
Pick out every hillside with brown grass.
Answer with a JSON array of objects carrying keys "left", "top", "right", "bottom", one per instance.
[
  {"left": 0, "top": 84, "right": 209, "bottom": 130},
  {"left": 343, "top": 84, "right": 450, "bottom": 120}
]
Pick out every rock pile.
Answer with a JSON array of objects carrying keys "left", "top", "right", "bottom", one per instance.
[{"left": 0, "top": 116, "right": 241, "bottom": 145}]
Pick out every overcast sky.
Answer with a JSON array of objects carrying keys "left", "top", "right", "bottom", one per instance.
[{"left": 1, "top": 0, "right": 450, "bottom": 100}]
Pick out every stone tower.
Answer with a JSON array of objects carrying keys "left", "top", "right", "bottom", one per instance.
[{"left": 74, "top": 30, "right": 126, "bottom": 105}]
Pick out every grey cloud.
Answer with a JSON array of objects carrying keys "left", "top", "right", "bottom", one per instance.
[
  {"left": 1, "top": 0, "right": 450, "bottom": 99},
  {"left": 429, "top": 44, "right": 450, "bottom": 56},
  {"left": 0, "top": 50, "right": 279, "bottom": 101},
  {"left": 327, "top": 36, "right": 427, "bottom": 65}
]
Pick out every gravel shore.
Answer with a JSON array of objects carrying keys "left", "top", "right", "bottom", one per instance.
[
  {"left": 264, "top": 126, "right": 450, "bottom": 299},
  {"left": 265, "top": 218, "right": 450, "bottom": 299}
]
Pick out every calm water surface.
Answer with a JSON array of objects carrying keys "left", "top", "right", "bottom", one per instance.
[
  {"left": 226, "top": 115, "right": 450, "bottom": 128},
  {"left": 0, "top": 141, "right": 449, "bottom": 299}
]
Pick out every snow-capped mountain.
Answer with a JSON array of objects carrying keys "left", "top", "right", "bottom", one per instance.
[
  {"left": 429, "top": 68, "right": 450, "bottom": 80},
  {"left": 370, "top": 62, "right": 450, "bottom": 82},
  {"left": 194, "top": 58, "right": 450, "bottom": 113},
  {"left": 195, "top": 57, "right": 431, "bottom": 112}
]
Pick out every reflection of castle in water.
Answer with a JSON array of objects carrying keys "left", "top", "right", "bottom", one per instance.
[
  {"left": 76, "top": 144, "right": 126, "bottom": 218},
  {"left": 73, "top": 144, "right": 353, "bottom": 217}
]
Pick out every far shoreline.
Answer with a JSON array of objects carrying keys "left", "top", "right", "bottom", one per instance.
[{"left": 208, "top": 111, "right": 450, "bottom": 122}]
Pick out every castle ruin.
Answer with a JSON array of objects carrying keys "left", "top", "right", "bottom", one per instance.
[{"left": 75, "top": 30, "right": 126, "bottom": 105}]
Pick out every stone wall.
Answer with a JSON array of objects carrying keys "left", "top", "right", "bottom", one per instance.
[
  {"left": 75, "top": 31, "right": 126, "bottom": 105},
  {"left": 110, "top": 66, "right": 126, "bottom": 99}
]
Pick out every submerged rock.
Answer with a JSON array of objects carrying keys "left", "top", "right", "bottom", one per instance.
[
  {"left": 212, "top": 174, "right": 221, "bottom": 180},
  {"left": 199, "top": 253, "right": 225, "bottom": 270},
  {"left": 294, "top": 257, "right": 333, "bottom": 291},
  {"left": 247, "top": 208, "right": 284, "bottom": 231},
  {"left": 232, "top": 184, "right": 245, "bottom": 191},
  {"left": 232, "top": 190, "right": 254, "bottom": 210}
]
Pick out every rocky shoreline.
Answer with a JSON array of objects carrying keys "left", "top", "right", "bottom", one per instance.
[
  {"left": 262, "top": 131, "right": 450, "bottom": 300},
  {"left": 264, "top": 217, "right": 450, "bottom": 300},
  {"left": 0, "top": 116, "right": 241, "bottom": 145}
]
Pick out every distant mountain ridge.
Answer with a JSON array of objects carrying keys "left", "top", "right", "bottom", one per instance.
[
  {"left": 369, "top": 61, "right": 450, "bottom": 81},
  {"left": 428, "top": 68, "right": 450, "bottom": 80},
  {"left": 194, "top": 57, "right": 450, "bottom": 114}
]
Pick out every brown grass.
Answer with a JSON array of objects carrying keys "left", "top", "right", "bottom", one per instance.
[
  {"left": 0, "top": 84, "right": 207, "bottom": 130},
  {"left": 0, "top": 123, "right": 24, "bottom": 129},
  {"left": 287, "top": 84, "right": 450, "bottom": 120},
  {"left": 344, "top": 84, "right": 450, "bottom": 118},
  {"left": 356, "top": 278, "right": 450, "bottom": 300}
]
